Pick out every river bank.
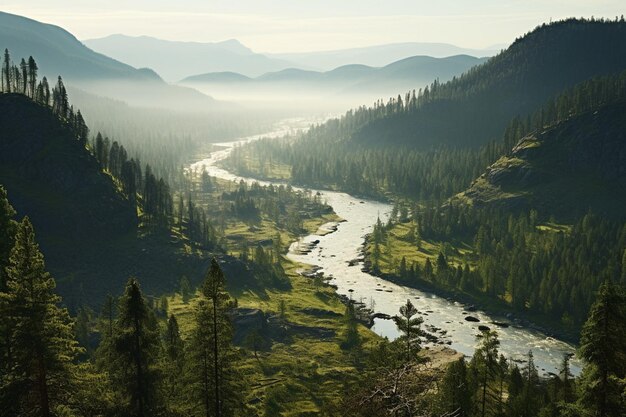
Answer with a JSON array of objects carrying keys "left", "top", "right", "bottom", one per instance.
[{"left": 189, "top": 119, "right": 581, "bottom": 376}]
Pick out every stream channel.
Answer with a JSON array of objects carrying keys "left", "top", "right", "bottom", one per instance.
[{"left": 189, "top": 117, "right": 580, "bottom": 376}]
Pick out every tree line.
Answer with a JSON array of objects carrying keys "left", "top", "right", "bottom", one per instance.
[
  {"left": 1, "top": 49, "right": 89, "bottom": 146},
  {"left": 370, "top": 203, "right": 626, "bottom": 332},
  {"left": 225, "top": 68, "right": 626, "bottom": 205}
]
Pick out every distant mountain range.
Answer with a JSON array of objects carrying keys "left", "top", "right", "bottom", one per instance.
[
  {"left": 0, "top": 12, "right": 218, "bottom": 111},
  {"left": 180, "top": 55, "right": 488, "bottom": 107},
  {"left": 268, "top": 42, "right": 499, "bottom": 71},
  {"left": 319, "top": 19, "right": 626, "bottom": 149},
  {"left": 84, "top": 35, "right": 498, "bottom": 82},
  {"left": 84, "top": 34, "right": 299, "bottom": 81}
]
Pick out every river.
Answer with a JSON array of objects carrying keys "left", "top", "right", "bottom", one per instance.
[{"left": 189, "top": 117, "right": 580, "bottom": 376}]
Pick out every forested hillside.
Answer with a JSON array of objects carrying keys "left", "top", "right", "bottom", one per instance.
[
  {"left": 225, "top": 20, "right": 626, "bottom": 205},
  {"left": 334, "top": 18, "right": 626, "bottom": 149}
]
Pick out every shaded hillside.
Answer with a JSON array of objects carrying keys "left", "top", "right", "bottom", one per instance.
[
  {"left": 455, "top": 100, "right": 626, "bottom": 220},
  {"left": 325, "top": 18, "right": 626, "bottom": 149},
  {"left": 0, "top": 94, "right": 208, "bottom": 305},
  {"left": 0, "top": 94, "right": 137, "bottom": 240}
]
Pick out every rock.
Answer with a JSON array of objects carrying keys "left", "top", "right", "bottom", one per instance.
[
  {"left": 478, "top": 325, "right": 491, "bottom": 332},
  {"left": 229, "top": 308, "right": 267, "bottom": 344},
  {"left": 300, "top": 307, "right": 342, "bottom": 318},
  {"left": 492, "top": 321, "right": 510, "bottom": 328},
  {"left": 465, "top": 316, "right": 480, "bottom": 322},
  {"left": 371, "top": 312, "right": 392, "bottom": 320}
]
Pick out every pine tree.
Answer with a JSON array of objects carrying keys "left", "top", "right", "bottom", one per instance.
[
  {"left": 106, "top": 278, "right": 161, "bottom": 417},
  {"left": 3, "top": 49, "right": 11, "bottom": 93},
  {"left": 27, "top": 56, "right": 37, "bottom": 98},
  {"left": 437, "top": 358, "right": 471, "bottom": 416},
  {"left": 392, "top": 299, "right": 424, "bottom": 361},
  {"left": 187, "top": 258, "right": 243, "bottom": 417},
  {"left": 0, "top": 217, "right": 81, "bottom": 417},
  {"left": 520, "top": 350, "right": 540, "bottom": 417},
  {"left": 162, "top": 314, "right": 186, "bottom": 414},
  {"left": 0, "top": 186, "right": 17, "bottom": 291},
  {"left": 180, "top": 275, "right": 192, "bottom": 303},
  {"left": 341, "top": 302, "right": 361, "bottom": 351},
  {"left": 0, "top": 186, "right": 17, "bottom": 388},
  {"left": 469, "top": 330, "right": 501, "bottom": 417},
  {"left": 577, "top": 281, "right": 626, "bottom": 417}
]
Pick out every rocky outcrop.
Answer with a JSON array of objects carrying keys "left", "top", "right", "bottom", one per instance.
[{"left": 452, "top": 101, "right": 626, "bottom": 221}]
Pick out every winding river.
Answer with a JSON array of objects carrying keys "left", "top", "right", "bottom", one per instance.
[{"left": 189, "top": 117, "right": 580, "bottom": 376}]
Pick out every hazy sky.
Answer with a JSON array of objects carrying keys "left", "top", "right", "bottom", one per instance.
[{"left": 3, "top": 1, "right": 625, "bottom": 52}]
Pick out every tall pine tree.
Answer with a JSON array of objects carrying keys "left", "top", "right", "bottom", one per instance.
[
  {"left": 0, "top": 217, "right": 81, "bottom": 417},
  {"left": 187, "top": 258, "right": 243, "bottom": 417},
  {"left": 106, "top": 278, "right": 161, "bottom": 417},
  {"left": 577, "top": 281, "right": 626, "bottom": 417}
]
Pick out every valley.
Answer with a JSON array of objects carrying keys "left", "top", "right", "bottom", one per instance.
[{"left": 0, "top": 6, "right": 625, "bottom": 417}]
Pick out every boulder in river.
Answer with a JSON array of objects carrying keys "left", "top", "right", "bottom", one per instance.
[
  {"left": 478, "top": 325, "right": 491, "bottom": 332},
  {"left": 465, "top": 316, "right": 480, "bottom": 322}
]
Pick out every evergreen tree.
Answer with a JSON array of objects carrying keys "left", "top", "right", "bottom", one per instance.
[
  {"left": 0, "top": 217, "right": 81, "bottom": 417},
  {"left": 341, "top": 302, "right": 361, "bottom": 351},
  {"left": 577, "top": 281, "right": 626, "bottom": 417},
  {"left": 27, "top": 56, "right": 37, "bottom": 98},
  {"left": 0, "top": 185, "right": 17, "bottom": 290},
  {"left": 180, "top": 275, "right": 192, "bottom": 303},
  {"left": 437, "top": 357, "right": 471, "bottom": 416},
  {"left": 162, "top": 314, "right": 186, "bottom": 414},
  {"left": 469, "top": 330, "right": 501, "bottom": 417},
  {"left": 3, "top": 49, "right": 11, "bottom": 93},
  {"left": 187, "top": 258, "right": 243, "bottom": 417},
  {"left": 392, "top": 299, "right": 424, "bottom": 361},
  {"left": 106, "top": 278, "right": 161, "bottom": 417}
]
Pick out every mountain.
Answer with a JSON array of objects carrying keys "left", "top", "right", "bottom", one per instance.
[
  {"left": 183, "top": 71, "right": 253, "bottom": 84},
  {"left": 0, "top": 12, "right": 218, "bottom": 111},
  {"left": 180, "top": 55, "right": 487, "bottom": 109},
  {"left": 84, "top": 34, "right": 299, "bottom": 81},
  {"left": 343, "top": 55, "right": 489, "bottom": 95},
  {"left": 454, "top": 99, "right": 626, "bottom": 220},
  {"left": 269, "top": 42, "right": 499, "bottom": 71},
  {"left": 184, "top": 55, "right": 485, "bottom": 86},
  {"left": 321, "top": 19, "right": 626, "bottom": 149},
  {"left": 0, "top": 93, "right": 213, "bottom": 305}
]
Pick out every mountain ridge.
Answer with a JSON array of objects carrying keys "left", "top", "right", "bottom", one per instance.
[
  {"left": 0, "top": 11, "right": 220, "bottom": 111},
  {"left": 84, "top": 33, "right": 300, "bottom": 80}
]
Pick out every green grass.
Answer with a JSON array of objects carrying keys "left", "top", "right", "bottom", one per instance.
[
  {"left": 367, "top": 221, "right": 476, "bottom": 274},
  {"left": 220, "top": 153, "right": 293, "bottom": 182},
  {"left": 165, "top": 256, "right": 378, "bottom": 415}
]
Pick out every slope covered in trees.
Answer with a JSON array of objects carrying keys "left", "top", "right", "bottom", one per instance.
[
  {"left": 225, "top": 22, "right": 626, "bottom": 206},
  {"left": 325, "top": 18, "right": 626, "bottom": 149},
  {"left": 0, "top": 59, "right": 207, "bottom": 305},
  {"left": 454, "top": 72, "right": 626, "bottom": 220}
]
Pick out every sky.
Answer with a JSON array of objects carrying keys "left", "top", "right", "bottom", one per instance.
[{"left": 2, "top": 1, "right": 625, "bottom": 53}]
